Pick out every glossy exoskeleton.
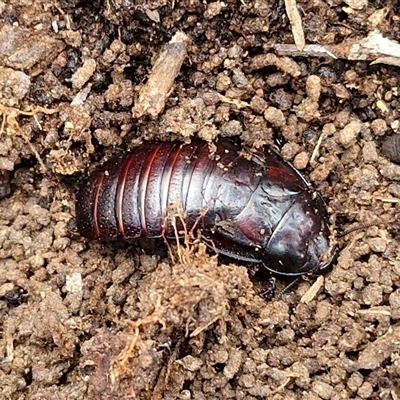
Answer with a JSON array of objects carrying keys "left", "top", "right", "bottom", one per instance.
[{"left": 76, "top": 139, "right": 335, "bottom": 277}]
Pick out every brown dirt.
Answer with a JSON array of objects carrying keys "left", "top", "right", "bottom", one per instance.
[{"left": 1, "top": 1, "right": 400, "bottom": 399}]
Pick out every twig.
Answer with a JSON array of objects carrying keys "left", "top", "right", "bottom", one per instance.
[
  {"left": 310, "top": 131, "right": 326, "bottom": 163},
  {"left": 284, "top": 0, "right": 305, "bottom": 51},
  {"left": 300, "top": 275, "right": 324, "bottom": 304},
  {"left": 217, "top": 93, "right": 250, "bottom": 109},
  {"left": 275, "top": 29, "right": 400, "bottom": 67}
]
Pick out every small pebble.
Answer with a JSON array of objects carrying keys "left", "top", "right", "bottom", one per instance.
[
  {"left": 264, "top": 106, "right": 286, "bottom": 127},
  {"left": 370, "top": 119, "right": 387, "bottom": 136},
  {"left": 293, "top": 151, "right": 309, "bottom": 170},
  {"left": 337, "top": 121, "right": 362, "bottom": 148}
]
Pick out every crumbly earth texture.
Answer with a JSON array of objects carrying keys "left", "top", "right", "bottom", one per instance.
[{"left": 1, "top": 1, "right": 400, "bottom": 399}]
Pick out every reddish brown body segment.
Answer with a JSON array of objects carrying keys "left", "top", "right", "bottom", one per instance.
[{"left": 76, "top": 139, "right": 334, "bottom": 276}]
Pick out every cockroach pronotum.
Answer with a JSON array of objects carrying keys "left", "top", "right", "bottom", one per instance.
[{"left": 76, "top": 139, "right": 336, "bottom": 289}]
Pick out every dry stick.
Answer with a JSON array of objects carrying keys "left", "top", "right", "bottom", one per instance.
[
  {"left": 284, "top": 0, "right": 305, "bottom": 51},
  {"left": 310, "top": 131, "right": 327, "bottom": 164},
  {"left": 275, "top": 30, "right": 400, "bottom": 67},
  {"left": 300, "top": 275, "right": 325, "bottom": 304},
  {"left": 132, "top": 31, "right": 189, "bottom": 119}
]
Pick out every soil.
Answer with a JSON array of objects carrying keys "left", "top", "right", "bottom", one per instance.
[{"left": 1, "top": 1, "right": 400, "bottom": 399}]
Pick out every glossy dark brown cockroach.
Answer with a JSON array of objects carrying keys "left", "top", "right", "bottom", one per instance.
[{"left": 76, "top": 139, "right": 335, "bottom": 281}]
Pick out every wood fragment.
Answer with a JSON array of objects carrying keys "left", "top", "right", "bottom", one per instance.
[
  {"left": 352, "top": 30, "right": 400, "bottom": 60},
  {"left": 357, "top": 307, "right": 391, "bottom": 316},
  {"left": 284, "top": 0, "right": 305, "bottom": 51},
  {"left": 275, "top": 30, "right": 400, "bottom": 67},
  {"left": 300, "top": 275, "right": 324, "bottom": 304},
  {"left": 371, "top": 56, "right": 400, "bottom": 68},
  {"left": 275, "top": 44, "right": 338, "bottom": 59},
  {"left": 217, "top": 93, "right": 250, "bottom": 109},
  {"left": 310, "top": 131, "right": 326, "bottom": 164},
  {"left": 132, "top": 31, "right": 189, "bottom": 119},
  {"left": 375, "top": 197, "right": 399, "bottom": 203}
]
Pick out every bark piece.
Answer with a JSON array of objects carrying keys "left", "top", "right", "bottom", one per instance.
[{"left": 132, "top": 31, "right": 189, "bottom": 119}]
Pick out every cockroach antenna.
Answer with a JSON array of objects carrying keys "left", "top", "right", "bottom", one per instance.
[
  {"left": 276, "top": 278, "right": 301, "bottom": 299},
  {"left": 337, "top": 221, "right": 378, "bottom": 238}
]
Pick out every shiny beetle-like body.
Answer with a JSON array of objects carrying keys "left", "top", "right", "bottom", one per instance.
[{"left": 76, "top": 139, "right": 334, "bottom": 277}]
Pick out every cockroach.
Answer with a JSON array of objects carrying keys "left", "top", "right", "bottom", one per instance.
[{"left": 76, "top": 139, "right": 335, "bottom": 283}]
